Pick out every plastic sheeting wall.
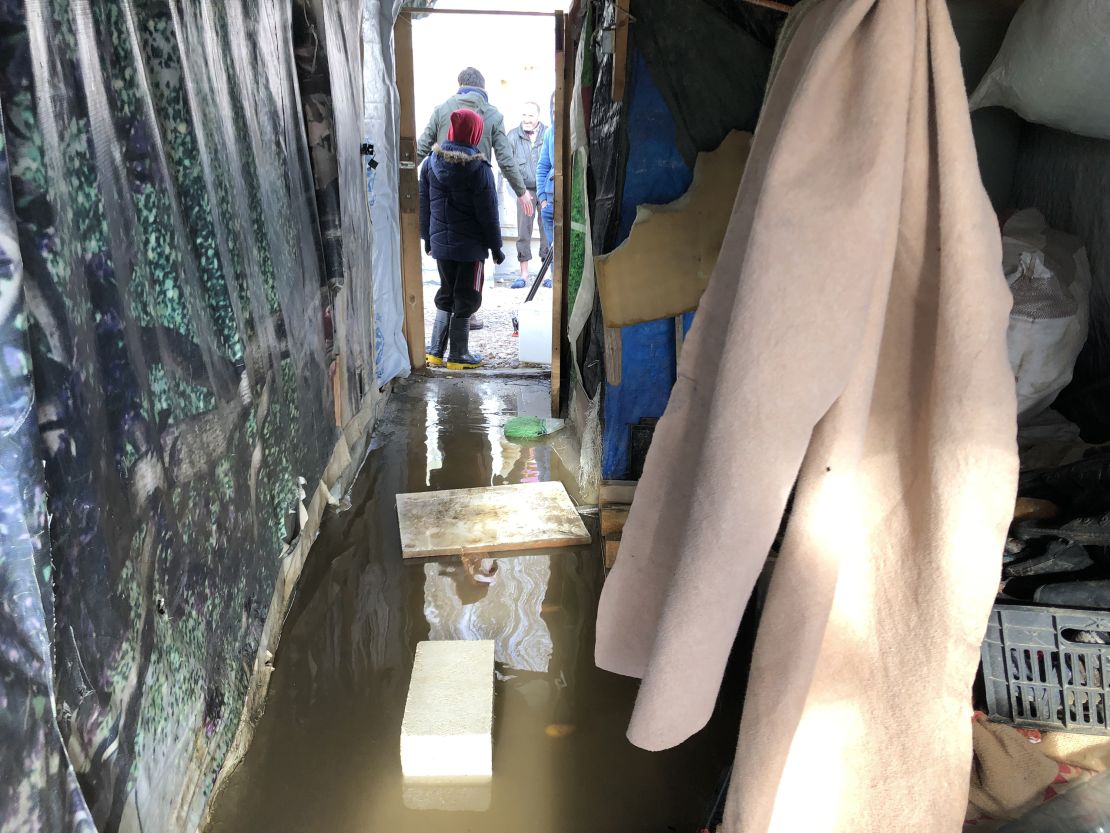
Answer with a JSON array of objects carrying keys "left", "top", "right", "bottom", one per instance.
[
  {"left": 593, "top": 0, "right": 772, "bottom": 480},
  {"left": 362, "top": 0, "right": 411, "bottom": 387},
  {"left": 294, "top": 0, "right": 379, "bottom": 417},
  {"left": 632, "top": 0, "right": 771, "bottom": 167},
  {"left": 600, "top": 50, "right": 691, "bottom": 480},
  {"left": 0, "top": 114, "right": 96, "bottom": 833},
  {"left": 0, "top": 1, "right": 380, "bottom": 831}
]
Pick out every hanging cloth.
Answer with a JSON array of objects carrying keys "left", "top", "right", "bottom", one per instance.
[{"left": 594, "top": 0, "right": 1019, "bottom": 831}]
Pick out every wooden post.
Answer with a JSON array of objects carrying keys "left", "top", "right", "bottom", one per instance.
[
  {"left": 395, "top": 12, "right": 426, "bottom": 370},
  {"left": 551, "top": 10, "right": 569, "bottom": 416}
]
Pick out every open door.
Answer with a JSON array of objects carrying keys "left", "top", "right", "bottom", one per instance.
[{"left": 394, "top": 7, "right": 571, "bottom": 417}]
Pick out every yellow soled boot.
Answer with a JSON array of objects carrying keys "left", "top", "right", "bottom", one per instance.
[
  {"left": 445, "top": 315, "right": 483, "bottom": 370},
  {"left": 425, "top": 309, "right": 450, "bottom": 367}
]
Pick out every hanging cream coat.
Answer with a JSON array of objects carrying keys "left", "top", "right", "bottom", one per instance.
[{"left": 594, "top": 1, "right": 1019, "bottom": 831}]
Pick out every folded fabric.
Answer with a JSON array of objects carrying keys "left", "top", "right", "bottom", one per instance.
[{"left": 966, "top": 713, "right": 1110, "bottom": 826}]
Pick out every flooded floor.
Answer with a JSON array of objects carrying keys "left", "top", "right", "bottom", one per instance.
[{"left": 204, "top": 374, "right": 743, "bottom": 833}]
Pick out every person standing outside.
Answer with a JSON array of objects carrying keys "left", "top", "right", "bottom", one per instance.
[
  {"left": 419, "top": 109, "right": 505, "bottom": 370},
  {"left": 416, "top": 67, "right": 534, "bottom": 222},
  {"left": 535, "top": 94, "right": 556, "bottom": 266},
  {"left": 503, "top": 101, "right": 548, "bottom": 281}
]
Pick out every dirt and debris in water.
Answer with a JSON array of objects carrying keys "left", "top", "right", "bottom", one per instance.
[{"left": 203, "top": 375, "right": 741, "bottom": 833}]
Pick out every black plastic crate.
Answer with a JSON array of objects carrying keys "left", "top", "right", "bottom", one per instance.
[{"left": 982, "top": 604, "right": 1110, "bottom": 735}]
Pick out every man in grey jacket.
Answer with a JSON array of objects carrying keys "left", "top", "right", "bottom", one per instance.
[
  {"left": 502, "top": 101, "right": 549, "bottom": 280},
  {"left": 417, "top": 67, "right": 534, "bottom": 221}
]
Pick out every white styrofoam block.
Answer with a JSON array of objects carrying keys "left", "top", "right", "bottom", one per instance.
[
  {"left": 401, "top": 640, "right": 495, "bottom": 778},
  {"left": 402, "top": 777, "right": 492, "bottom": 812}
]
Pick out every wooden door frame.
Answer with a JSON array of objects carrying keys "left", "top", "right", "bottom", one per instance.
[
  {"left": 394, "top": 7, "right": 571, "bottom": 417},
  {"left": 395, "top": 13, "right": 425, "bottom": 371}
]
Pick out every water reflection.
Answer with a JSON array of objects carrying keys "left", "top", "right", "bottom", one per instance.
[
  {"left": 203, "top": 376, "right": 739, "bottom": 833},
  {"left": 424, "top": 555, "right": 554, "bottom": 673}
]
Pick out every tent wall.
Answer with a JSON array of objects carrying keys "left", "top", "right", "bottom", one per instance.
[
  {"left": 0, "top": 1, "right": 385, "bottom": 830},
  {"left": 294, "top": 0, "right": 380, "bottom": 419},
  {"left": 0, "top": 114, "right": 96, "bottom": 833},
  {"left": 600, "top": 50, "right": 689, "bottom": 480},
  {"left": 362, "top": 0, "right": 412, "bottom": 387},
  {"left": 593, "top": 0, "right": 771, "bottom": 480}
]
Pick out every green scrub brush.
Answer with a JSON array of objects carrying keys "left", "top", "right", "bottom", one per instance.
[{"left": 503, "top": 416, "right": 565, "bottom": 440}]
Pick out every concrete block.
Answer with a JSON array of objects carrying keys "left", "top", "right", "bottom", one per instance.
[{"left": 401, "top": 640, "right": 495, "bottom": 778}]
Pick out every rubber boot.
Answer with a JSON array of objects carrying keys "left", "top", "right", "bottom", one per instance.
[
  {"left": 425, "top": 309, "right": 450, "bottom": 367},
  {"left": 469, "top": 314, "right": 484, "bottom": 331},
  {"left": 446, "top": 316, "right": 483, "bottom": 369}
]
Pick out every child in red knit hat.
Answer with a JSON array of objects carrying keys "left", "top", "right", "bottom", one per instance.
[{"left": 419, "top": 109, "right": 505, "bottom": 369}]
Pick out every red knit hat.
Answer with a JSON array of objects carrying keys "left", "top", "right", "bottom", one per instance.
[{"left": 448, "top": 108, "right": 484, "bottom": 146}]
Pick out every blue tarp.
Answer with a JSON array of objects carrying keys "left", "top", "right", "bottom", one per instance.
[{"left": 601, "top": 50, "right": 693, "bottom": 480}]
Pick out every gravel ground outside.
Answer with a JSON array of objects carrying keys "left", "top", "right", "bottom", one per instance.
[{"left": 421, "top": 251, "right": 551, "bottom": 369}]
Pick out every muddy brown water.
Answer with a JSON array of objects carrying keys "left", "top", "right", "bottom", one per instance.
[{"left": 204, "top": 376, "right": 743, "bottom": 833}]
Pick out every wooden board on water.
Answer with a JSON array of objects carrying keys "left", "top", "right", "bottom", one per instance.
[{"left": 397, "top": 481, "right": 591, "bottom": 559}]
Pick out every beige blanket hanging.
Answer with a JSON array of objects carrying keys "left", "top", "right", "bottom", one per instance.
[{"left": 594, "top": 1, "right": 1019, "bottom": 831}]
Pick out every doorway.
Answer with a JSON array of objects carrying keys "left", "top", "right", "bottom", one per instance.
[{"left": 395, "top": 5, "right": 570, "bottom": 416}]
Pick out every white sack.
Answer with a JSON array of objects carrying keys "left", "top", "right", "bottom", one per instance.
[
  {"left": 969, "top": 0, "right": 1110, "bottom": 141},
  {"left": 1002, "top": 209, "right": 1091, "bottom": 420}
]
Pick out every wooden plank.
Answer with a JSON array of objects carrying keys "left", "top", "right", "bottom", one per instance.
[
  {"left": 396, "top": 481, "right": 590, "bottom": 558},
  {"left": 604, "top": 326, "right": 622, "bottom": 386},
  {"left": 601, "top": 505, "right": 629, "bottom": 537},
  {"left": 395, "top": 13, "right": 426, "bottom": 370},
  {"left": 610, "top": 3, "right": 630, "bottom": 102},
  {"left": 551, "top": 10, "right": 568, "bottom": 417},
  {"left": 600, "top": 479, "right": 636, "bottom": 506},
  {"left": 604, "top": 537, "right": 621, "bottom": 570},
  {"left": 332, "top": 354, "right": 344, "bottom": 427}
]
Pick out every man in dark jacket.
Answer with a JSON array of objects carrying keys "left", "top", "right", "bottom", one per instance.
[
  {"left": 417, "top": 67, "right": 534, "bottom": 221},
  {"left": 502, "top": 101, "right": 549, "bottom": 280},
  {"left": 419, "top": 109, "right": 505, "bottom": 370}
]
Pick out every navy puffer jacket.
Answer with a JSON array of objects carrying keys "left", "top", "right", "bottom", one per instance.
[{"left": 419, "top": 141, "right": 502, "bottom": 262}]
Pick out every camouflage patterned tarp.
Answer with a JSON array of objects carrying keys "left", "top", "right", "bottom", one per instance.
[
  {"left": 294, "top": 0, "right": 378, "bottom": 420},
  {"left": 0, "top": 102, "right": 97, "bottom": 833},
  {"left": 0, "top": 0, "right": 378, "bottom": 830}
]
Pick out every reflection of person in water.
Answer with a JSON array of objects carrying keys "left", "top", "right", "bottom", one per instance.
[
  {"left": 421, "top": 386, "right": 556, "bottom": 673},
  {"left": 426, "top": 383, "right": 496, "bottom": 594}
]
